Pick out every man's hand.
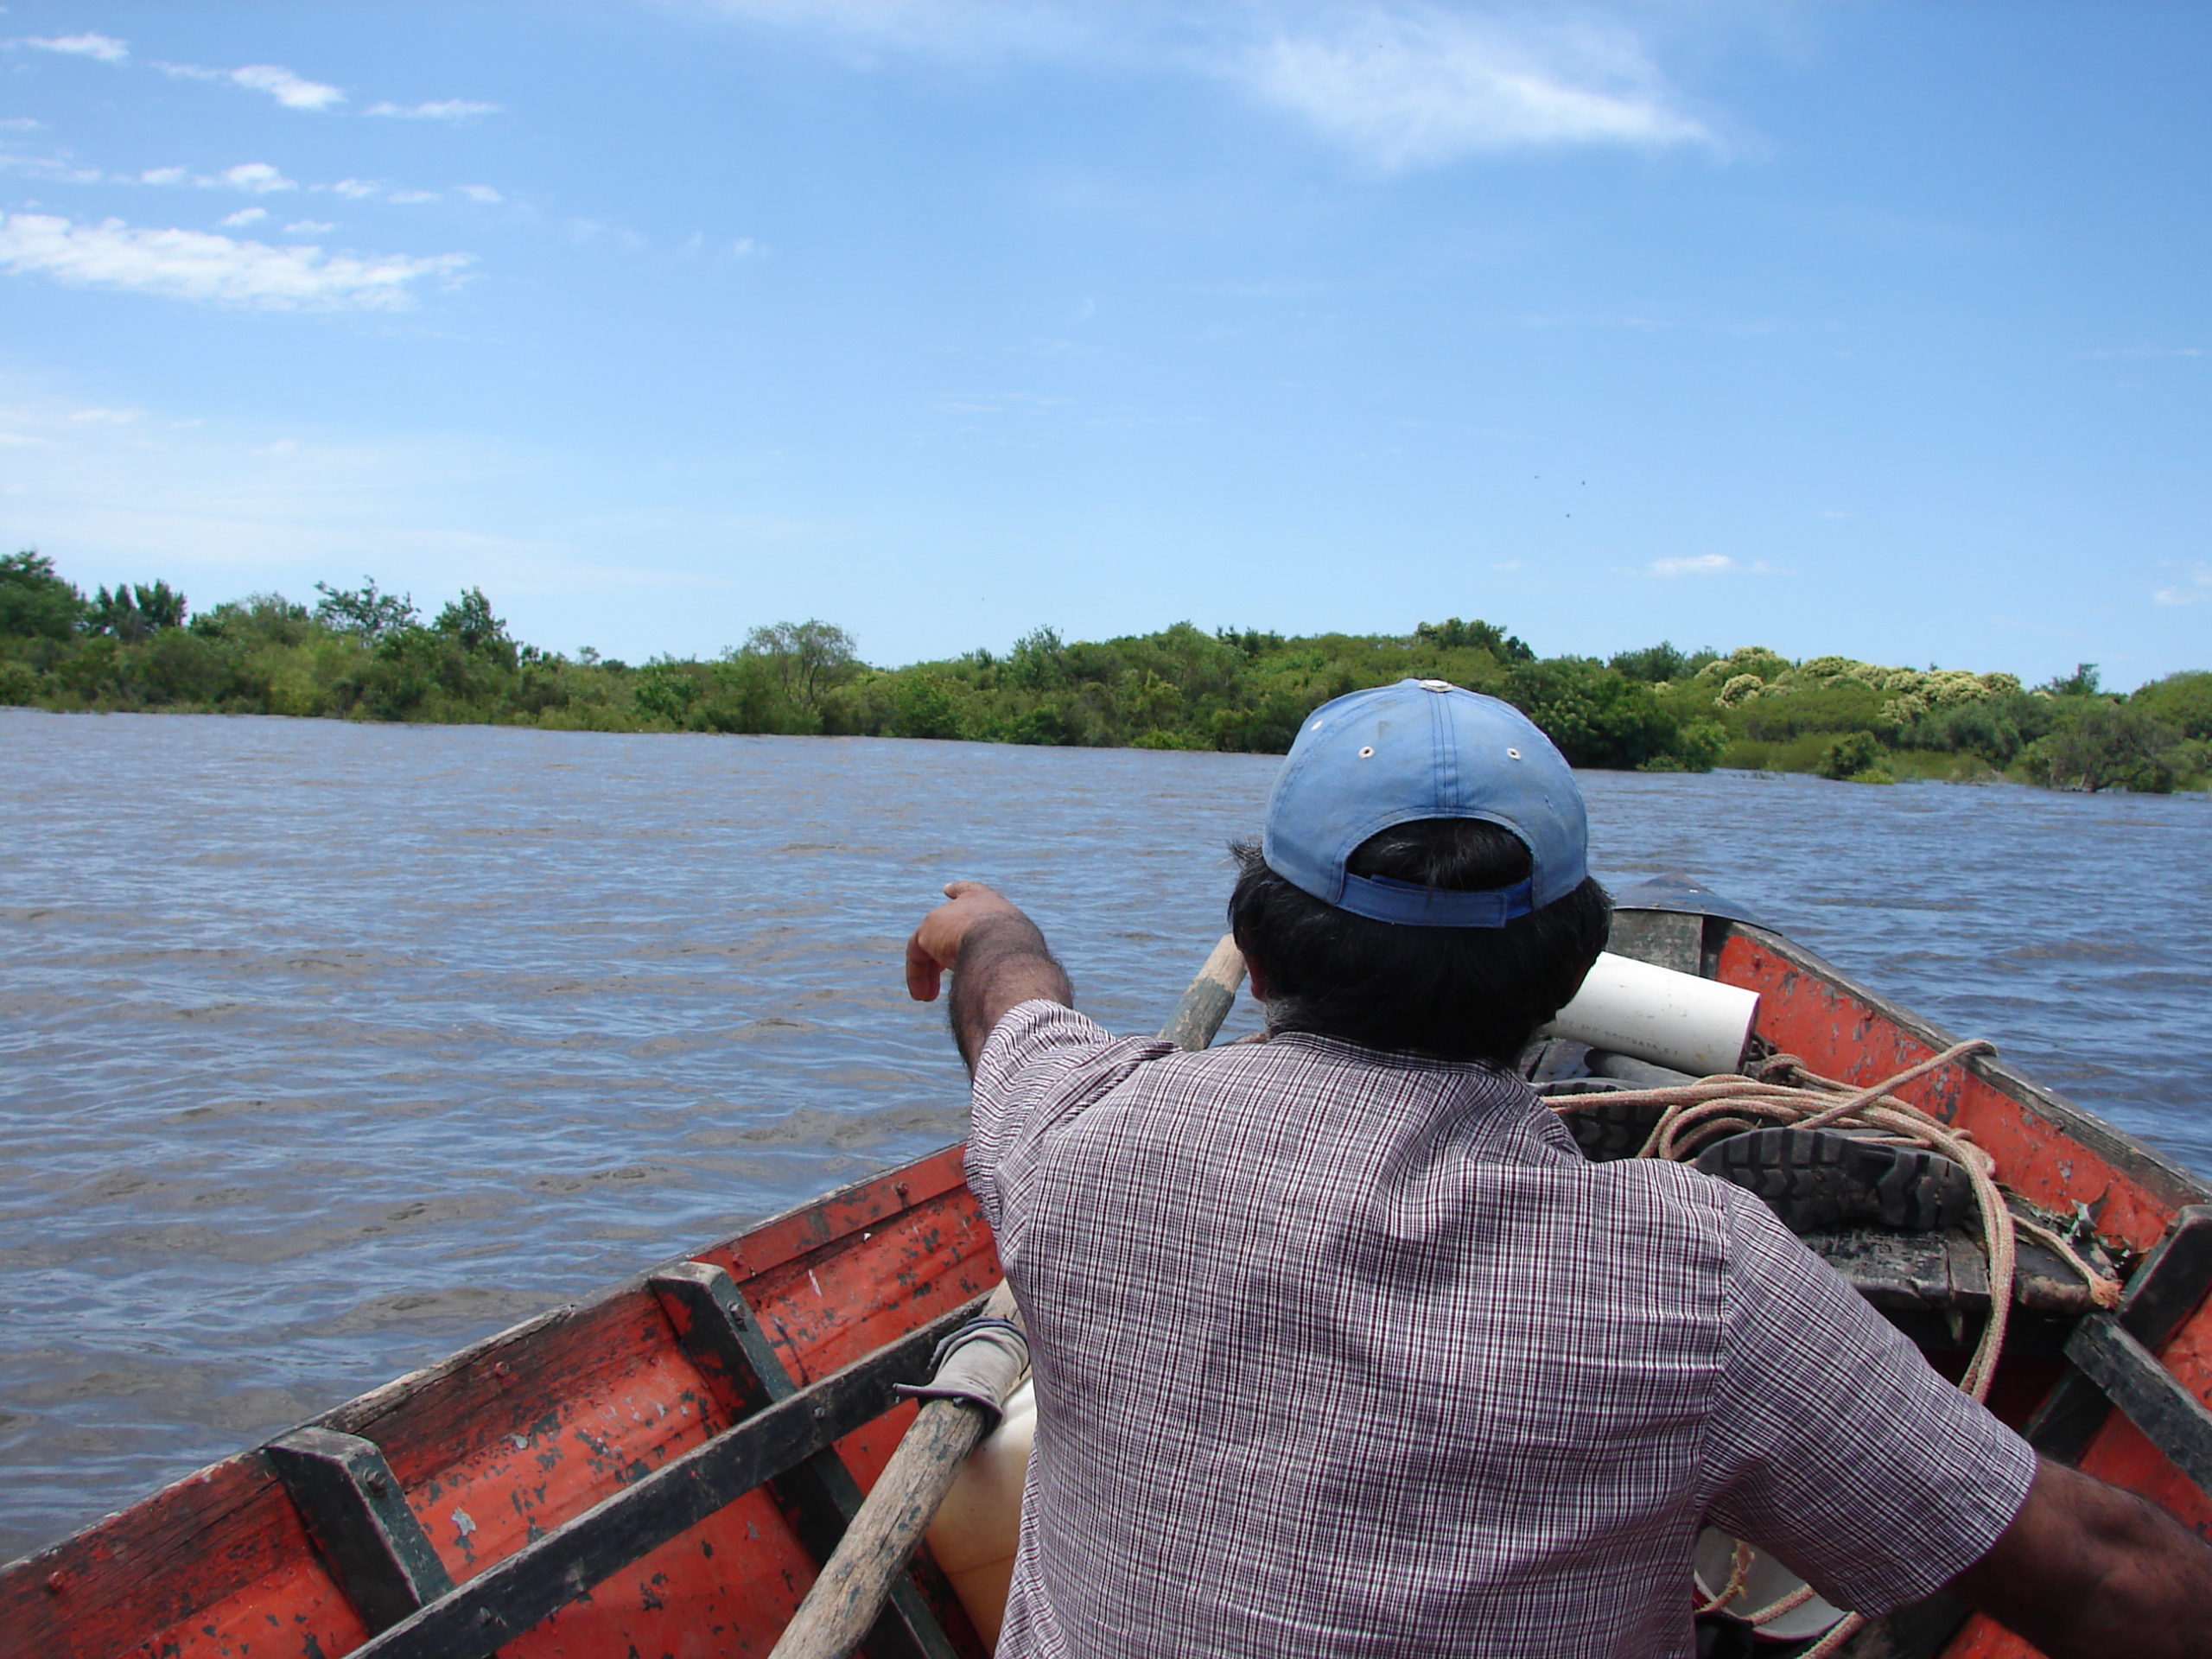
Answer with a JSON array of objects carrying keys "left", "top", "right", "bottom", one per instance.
[
  {"left": 904, "top": 880, "right": 1072, "bottom": 1071},
  {"left": 1948, "top": 1453, "right": 2212, "bottom": 1658}
]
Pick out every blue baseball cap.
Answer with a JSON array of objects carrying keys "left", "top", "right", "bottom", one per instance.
[{"left": 1262, "top": 678, "right": 1589, "bottom": 927}]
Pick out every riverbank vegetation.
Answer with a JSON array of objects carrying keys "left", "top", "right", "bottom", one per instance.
[{"left": 3, "top": 551, "right": 2205, "bottom": 792}]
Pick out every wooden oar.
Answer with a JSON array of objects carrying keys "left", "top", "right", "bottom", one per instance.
[
  {"left": 765, "top": 936, "right": 1249, "bottom": 1659},
  {"left": 1158, "top": 932, "right": 1249, "bottom": 1052}
]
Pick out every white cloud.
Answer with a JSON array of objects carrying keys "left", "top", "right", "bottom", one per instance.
[
  {"left": 1649, "top": 554, "right": 1736, "bottom": 577},
  {"left": 1239, "top": 13, "right": 1715, "bottom": 168},
  {"left": 331, "top": 178, "right": 386, "bottom": 199},
  {"left": 219, "top": 207, "right": 268, "bottom": 228},
  {"left": 232, "top": 63, "right": 345, "bottom": 110},
  {"left": 367, "top": 99, "right": 502, "bottom": 121},
  {"left": 569, "top": 217, "right": 645, "bottom": 252},
  {"left": 2078, "top": 346, "right": 2204, "bottom": 360},
  {"left": 283, "top": 219, "right": 337, "bottom": 235},
  {"left": 20, "top": 32, "right": 129, "bottom": 63},
  {"left": 219, "top": 162, "right": 297, "bottom": 194},
  {"left": 0, "top": 212, "right": 473, "bottom": 311},
  {"left": 386, "top": 189, "right": 442, "bottom": 204},
  {"left": 157, "top": 60, "right": 345, "bottom": 111},
  {"left": 693, "top": 3, "right": 1722, "bottom": 169},
  {"left": 455, "top": 183, "right": 504, "bottom": 204},
  {"left": 2153, "top": 563, "right": 2212, "bottom": 607},
  {"left": 0, "top": 118, "right": 44, "bottom": 131},
  {"left": 0, "top": 146, "right": 101, "bottom": 183},
  {"left": 137, "top": 162, "right": 301, "bottom": 194}
]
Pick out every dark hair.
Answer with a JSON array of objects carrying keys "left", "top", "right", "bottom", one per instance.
[{"left": 1228, "top": 819, "right": 1611, "bottom": 1066}]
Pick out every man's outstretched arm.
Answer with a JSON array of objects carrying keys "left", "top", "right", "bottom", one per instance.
[
  {"left": 904, "top": 880, "right": 1072, "bottom": 1071},
  {"left": 1948, "top": 1452, "right": 2212, "bottom": 1659}
]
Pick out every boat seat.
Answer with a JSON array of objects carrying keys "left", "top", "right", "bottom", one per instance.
[{"left": 1800, "top": 1223, "right": 2117, "bottom": 1359}]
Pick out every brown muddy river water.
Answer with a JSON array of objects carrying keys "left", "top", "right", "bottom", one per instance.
[{"left": 3, "top": 708, "right": 2208, "bottom": 1559}]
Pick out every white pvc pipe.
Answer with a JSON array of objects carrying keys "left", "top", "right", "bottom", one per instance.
[{"left": 1545, "top": 950, "right": 1759, "bottom": 1078}]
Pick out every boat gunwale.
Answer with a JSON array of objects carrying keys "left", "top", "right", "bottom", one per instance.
[
  {"left": 1716, "top": 916, "right": 2212, "bottom": 1217},
  {"left": 0, "top": 1143, "right": 1001, "bottom": 1659}
]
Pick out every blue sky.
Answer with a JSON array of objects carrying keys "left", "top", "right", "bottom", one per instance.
[{"left": 1, "top": 3, "right": 2205, "bottom": 686}]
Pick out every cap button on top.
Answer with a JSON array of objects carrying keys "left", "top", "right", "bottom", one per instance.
[{"left": 1417, "top": 678, "right": 1452, "bottom": 692}]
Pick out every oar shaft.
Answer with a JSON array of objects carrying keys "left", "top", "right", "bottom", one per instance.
[
  {"left": 766, "top": 1286, "right": 1018, "bottom": 1659},
  {"left": 1157, "top": 933, "right": 1247, "bottom": 1052}
]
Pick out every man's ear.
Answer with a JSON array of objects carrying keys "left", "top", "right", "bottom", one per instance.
[{"left": 1241, "top": 948, "right": 1273, "bottom": 1006}]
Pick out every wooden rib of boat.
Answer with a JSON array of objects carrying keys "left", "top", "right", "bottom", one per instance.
[{"left": 5, "top": 887, "right": 2211, "bottom": 1659}]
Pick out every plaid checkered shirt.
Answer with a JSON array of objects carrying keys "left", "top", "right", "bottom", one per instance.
[{"left": 967, "top": 1001, "right": 2037, "bottom": 1658}]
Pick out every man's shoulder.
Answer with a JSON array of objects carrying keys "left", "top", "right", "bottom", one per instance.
[{"left": 976, "top": 999, "right": 1160, "bottom": 1090}]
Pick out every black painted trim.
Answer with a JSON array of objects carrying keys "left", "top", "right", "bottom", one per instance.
[
  {"left": 349, "top": 1295, "right": 982, "bottom": 1659},
  {"left": 2027, "top": 1206, "right": 2212, "bottom": 1466},
  {"left": 2065, "top": 1316, "right": 2212, "bottom": 1498},
  {"left": 264, "top": 1427, "right": 457, "bottom": 1635},
  {"left": 651, "top": 1263, "right": 963, "bottom": 1659}
]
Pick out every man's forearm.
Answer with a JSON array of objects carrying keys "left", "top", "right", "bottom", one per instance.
[
  {"left": 1953, "top": 1456, "right": 2212, "bottom": 1658},
  {"left": 948, "top": 912, "right": 1072, "bottom": 1070}
]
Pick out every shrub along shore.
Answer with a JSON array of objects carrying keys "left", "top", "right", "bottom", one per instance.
[{"left": 3, "top": 553, "right": 2207, "bottom": 793}]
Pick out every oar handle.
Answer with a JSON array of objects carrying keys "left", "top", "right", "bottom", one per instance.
[{"left": 1156, "top": 933, "right": 1248, "bottom": 1051}]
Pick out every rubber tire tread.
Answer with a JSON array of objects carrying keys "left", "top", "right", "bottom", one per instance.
[
  {"left": 1559, "top": 1097, "right": 1668, "bottom": 1164},
  {"left": 1694, "top": 1127, "right": 1974, "bottom": 1233}
]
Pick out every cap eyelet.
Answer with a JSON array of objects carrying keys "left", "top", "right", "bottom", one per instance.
[
  {"left": 1506, "top": 747, "right": 1522, "bottom": 760},
  {"left": 1357, "top": 745, "right": 1376, "bottom": 759}
]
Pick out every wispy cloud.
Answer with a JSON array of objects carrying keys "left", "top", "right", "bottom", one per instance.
[
  {"left": 157, "top": 60, "right": 346, "bottom": 111},
  {"left": 137, "top": 161, "right": 301, "bottom": 194},
  {"left": 0, "top": 212, "right": 472, "bottom": 310},
  {"left": 569, "top": 217, "right": 646, "bottom": 252},
  {"left": 1649, "top": 553, "right": 1739, "bottom": 578},
  {"left": 1236, "top": 12, "right": 1716, "bottom": 168},
  {"left": 17, "top": 32, "right": 130, "bottom": 64},
  {"left": 283, "top": 219, "right": 337, "bottom": 236},
  {"left": 219, "top": 207, "right": 269, "bottom": 228},
  {"left": 0, "top": 145, "right": 104, "bottom": 184},
  {"left": 2077, "top": 346, "right": 2204, "bottom": 361},
  {"left": 367, "top": 99, "right": 502, "bottom": 121},
  {"left": 136, "top": 166, "right": 473, "bottom": 207},
  {"left": 2154, "top": 563, "right": 2212, "bottom": 607},
  {"left": 219, "top": 162, "right": 298, "bottom": 194},
  {"left": 691, "top": 2, "right": 1724, "bottom": 170}
]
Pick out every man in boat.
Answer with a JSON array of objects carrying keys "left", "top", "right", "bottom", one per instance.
[{"left": 904, "top": 677, "right": 2212, "bottom": 1659}]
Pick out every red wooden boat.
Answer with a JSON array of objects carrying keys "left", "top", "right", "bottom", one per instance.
[{"left": 5, "top": 887, "right": 2209, "bottom": 1659}]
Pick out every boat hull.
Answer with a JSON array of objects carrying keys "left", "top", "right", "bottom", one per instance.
[{"left": 5, "top": 906, "right": 2209, "bottom": 1659}]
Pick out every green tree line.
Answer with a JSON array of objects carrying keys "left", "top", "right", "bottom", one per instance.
[{"left": 3, "top": 551, "right": 2205, "bottom": 792}]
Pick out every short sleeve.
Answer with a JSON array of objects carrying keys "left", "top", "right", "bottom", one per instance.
[
  {"left": 965, "top": 1001, "right": 1166, "bottom": 1239},
  {"left": 1700, "top": 1189, "right": 2037, "bottom": 1616}
]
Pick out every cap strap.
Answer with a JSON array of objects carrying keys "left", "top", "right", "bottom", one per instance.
[{"left": 1335, "top": 870, "right": 1536, "bottom": 928}]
